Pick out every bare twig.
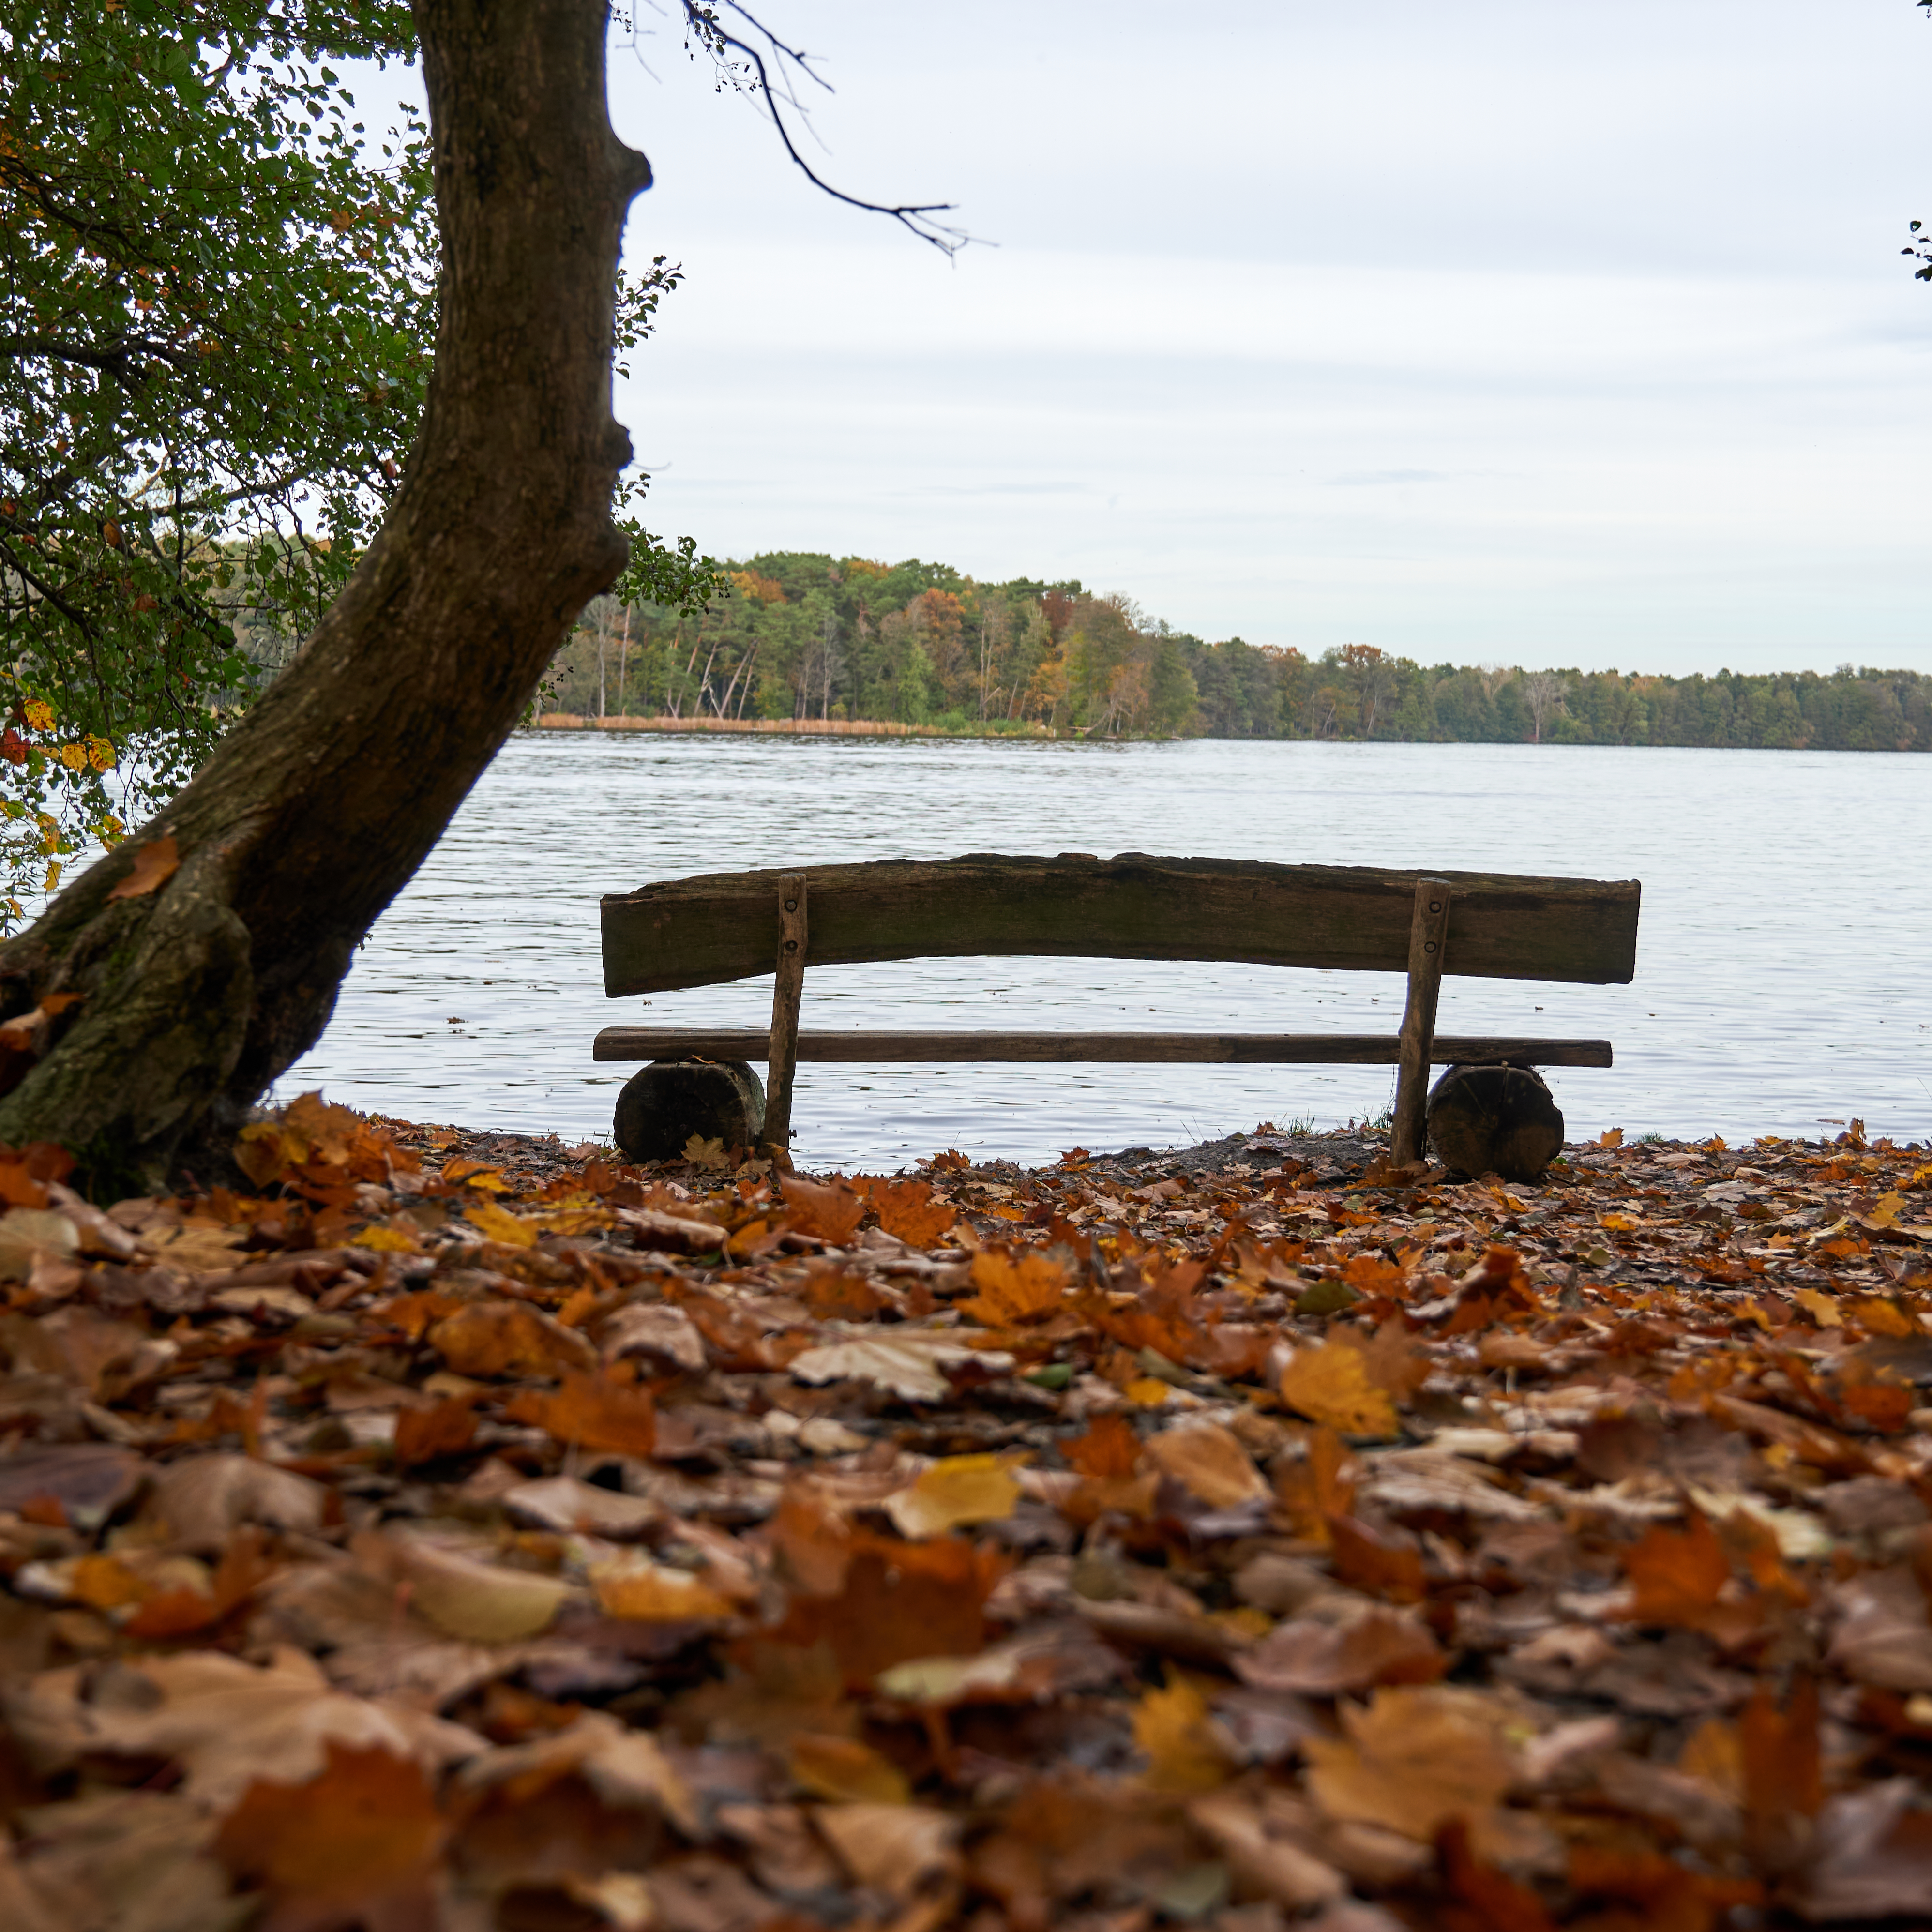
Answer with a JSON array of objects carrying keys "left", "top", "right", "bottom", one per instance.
[{"left": 674, "top": 1, "right": 979, "bottom": 257}]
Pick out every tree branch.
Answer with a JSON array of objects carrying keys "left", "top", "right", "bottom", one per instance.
[{"left": 676, "top": 1, "right": 977, "bottom": 257}]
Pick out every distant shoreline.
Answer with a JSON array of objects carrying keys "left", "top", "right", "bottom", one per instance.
[{"left": 533, "top": 712, "right": 1056, "bottom": 740}]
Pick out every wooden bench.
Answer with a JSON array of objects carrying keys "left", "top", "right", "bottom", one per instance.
[{"left": 595, "top": 854, "right": 1640, "bottom": 1168}]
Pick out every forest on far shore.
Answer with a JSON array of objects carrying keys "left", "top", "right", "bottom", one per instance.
[{"left": 541, "top": 551, "right": 1932, "bottom": 752}]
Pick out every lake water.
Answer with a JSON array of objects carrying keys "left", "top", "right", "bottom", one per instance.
[{"left": 280, "top": 734, "right": 1932, "bottom": 1170}]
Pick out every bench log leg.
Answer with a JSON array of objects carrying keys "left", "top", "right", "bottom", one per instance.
[
  {"left": 762, "top": 875, "right": 807, "bottom": 1165},
  {"left": 1392, "top": 878, "right": 1451, "bottom": 1166}
]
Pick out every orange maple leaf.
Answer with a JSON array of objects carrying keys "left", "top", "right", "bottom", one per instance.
[
  {"left": 1621, "top": 1506, "right": 1732, "bottom": 1627},
  {"left": 853, "top": 1175, "right": 957, "bottom": 1245},
  {"left": 780, "top": 1172, "right": 867, "bottom": 1244},
  {"left": 1063, "top": 1411, "right": 1141, "bottom": 1479}
]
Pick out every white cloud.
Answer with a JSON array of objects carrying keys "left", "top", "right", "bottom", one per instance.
[{"left": 602, "top": 1, "right": 1931, "bottom": 668}]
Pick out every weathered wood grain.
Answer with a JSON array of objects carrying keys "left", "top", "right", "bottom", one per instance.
[
  {"left": 762, "top": 875, "right": 806, "bottom": 1157},
  {"left": 591, "top": 1028, "right": 1614, "bottom": 1067},
  {"left": 600, "top": 854, "right": 1641, "bottom": 997},
  {"left": 1393, "top": 879, "right": 1453, "bottom": 1166}
]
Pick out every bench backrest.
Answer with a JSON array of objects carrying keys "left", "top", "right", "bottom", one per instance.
[{"left": 601, "top": 854, "right": 1640, "bottom": 997}]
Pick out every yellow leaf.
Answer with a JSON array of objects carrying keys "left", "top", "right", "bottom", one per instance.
[
  {"left": 1279, "top": 1342, "right": 1399, "bottom": 1438},
  {"left": 1597, "top": 1128, "right": 1625, "bottom": 1149},
  {"left": 790, "top": 1733, "right": 911, "bottom": 1805},
  {"left": 1792, "top": 1287, "right": 1842, "bottom": 1328},
  {"left": 882, "top": 1453, "right": 1022, "bottom": 1540},
  {"left": 684, "top": 1134, "right": 730, "bottom": 1171},
  {"left": 440, "top": 1158, "right": 508, "bottom": 1192},
  {"left": 464, "top": 1199, "right": 537, "bottom": 1247},
  {"left": 352, "top": 1224, "right": 419, "bottom": 1253},
  {"left": 1868, "top": 1192, "right": 1907, "bottom": 1230},
  {"left": 68, "top": 1553, "right": 148, "bottom": 1612},
  {"left": 57, "top": 742, "right": 86, "bottom": 770},
  {"left": 22, "top": 698, "right": 54, "bottom": 731},
  {"left": 593, "top": 1559, "right": 735, "bottom": 1622},
  {"left": 1123, "top": 1377, "right": 1172, "bottom": 1407},
  {"left": 528, "top": 1205, "right": 615, "bottom": 1236},
  {"left": 1133, "top": 1668, "right": 1234, "bottom": 1793},
  {"left": 1598, "top": 1211, "right": 1643, "bottom": 1232}
]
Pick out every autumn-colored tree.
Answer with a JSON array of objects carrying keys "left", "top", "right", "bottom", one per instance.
[{"left": 1335, "top": 642, "right": 1395, "bottom": 738}]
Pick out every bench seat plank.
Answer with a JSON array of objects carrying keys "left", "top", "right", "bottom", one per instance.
[
  {"left": 601, "top": 854, "right": 1640, "bottom": 998},
  {"left": 592, "top": 1027, "right": 1613, "bottom": 1068}
]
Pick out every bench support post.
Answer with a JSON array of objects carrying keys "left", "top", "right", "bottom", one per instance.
[
  {"left": 1392, "top": 878, "right": 1451, "bottom": 1166},
  {"left": 762, "top": 875, "right": 807, "bottom": 1164}
]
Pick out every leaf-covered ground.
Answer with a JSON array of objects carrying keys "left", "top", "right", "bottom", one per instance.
[{"left": 2, "top": 1099, "right": 1931, "bottom": 1932}]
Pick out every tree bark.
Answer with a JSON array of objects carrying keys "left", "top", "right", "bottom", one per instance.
[{"left": 0, "top": 0, "right": 648, "bottom": 1181}]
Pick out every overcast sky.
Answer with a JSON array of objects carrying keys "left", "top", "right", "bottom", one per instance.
[{"left": 585, "top": 3, "right": 1931, "bottom": 672}]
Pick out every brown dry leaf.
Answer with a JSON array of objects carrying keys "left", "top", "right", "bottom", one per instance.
[
  {"left": 505, "top": 1368, "right": 656, "bottom": 1456},
  {"left": 788, "top": 1326, "right": 1008, "bottom": 1402},
  {"left": 815, "top": 1802, "right": 961, "bottom": 1900},
  {"left": 882, "top": 1452, "right": 1023, "bottom": 1539},
  {"left": 1738, "top": 1676, "right": 1822, "bottom": 1869},
  {"left": 1304, "top": 1685, "right": 1516, "bottom": 1841},
  {"left": 1827, "top": 1570, "right": 1932, "bottom": 1690},
  {"left": 426, "top": 1299, "right": 597, "bottom": 1378},
  {"left": 1237, "top": 1606, "right": 1445, "bottom": 1695},
  {"left": 0, "top": 1791, "right": 233, "bottom": 1932},
  {"left": 1132, "top": 1667, "right": 1236, "bottom": 1792},
  {"left": 144, "top": 1453, "right": 326, "bottom": 1553},
  {"left": 853, "top": 1175, "right": 957, "bottom": 1245},
  {"left": 0, "top": 1647, "right": 482, "bottom": 1812},
  {"left": 0, "top": 1206, "right": 79, "bottom": 1281},
  {"left": 0, "top": 1441, "right": 143, "bottom": 1527},
  {"left": 214, "top": 1741, "right": 444, "bottom": 1932},
  {"left": 958, "top": 1246, "right": 1070, "bottom": 1327},
  {"left": 1275, "top": 1425, "right": 1357, "bottom": 1542},
  {"left": 1142, "top": 1422, "right": 1268, "bottom": 1509},
  {"left": 771, "top": 1535, "right": 1009, "bottom": 1690},
  {"left": 392, "top": 1396, "right": 478, "bottom": 1467},
  {"left": 778, "top": 1172, "right": 867, "bottom": 1244},
  {"left": 122, "top": 1528, "right": 279, "bottom": 1640},
  {"left": 600, "top": 1299, "right": 708, "bottom": 1371},
  {"left": 1327, "top": 1513, "right": 1427, "bottom": 1602},
  {"left": 1185, "top": 1790, "right": 1346, "bottom": 1912},
  {"left": 1280, "top": 1339, "right": 1400, "bottom": 1437},
  {"left": 1788, "top": 1780, "right": 1932, "bottom": 1922},
  {"left": 104, "top": 832, "right": 179, "bottom": 901},
  {"left": 789, "top": 1731, "right": 912, "bottom": 1804},
  {"left": 1620, "top": 1505, "right": 1733, "bottom": 1628},
  {"left": 768, "top": 1481, "right": 857, "bottom": 1596},
  {"left": 502, "top": 1474, "right": 660, "bottom": 1540}
]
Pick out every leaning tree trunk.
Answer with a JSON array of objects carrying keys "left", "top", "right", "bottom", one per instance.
[{"left": 0, "top": 0, "right": 648, "bottom": 1182}]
